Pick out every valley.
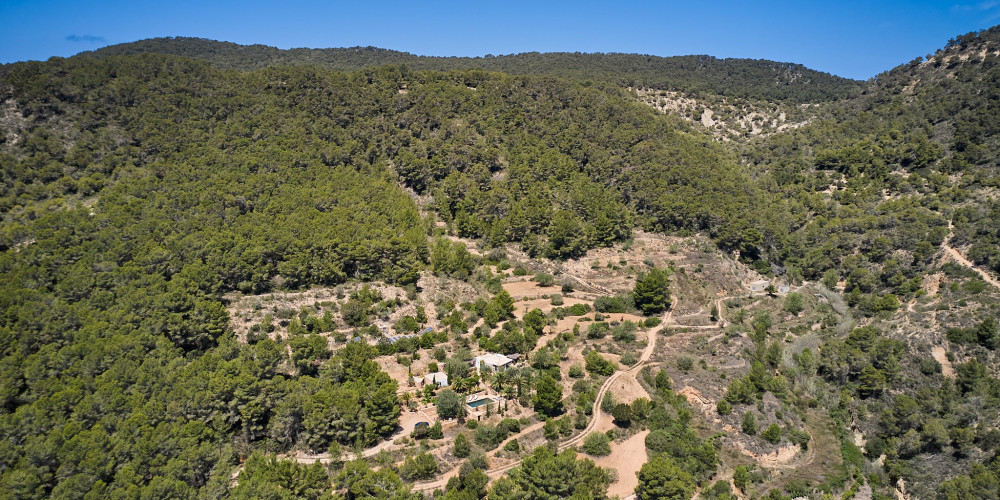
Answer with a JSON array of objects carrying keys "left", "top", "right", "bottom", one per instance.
[{"left": 2, "top": 24, "right": 1000, "bottom": 500}]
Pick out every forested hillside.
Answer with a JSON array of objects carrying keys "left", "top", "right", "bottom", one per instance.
[
  {"left": 742, "top": 25, "right": 1000, "bottom": 498},
  {"left": 0, "top": 52, "right": 759, "bottom": 497},
  {"left": 0, "top": 25, "right": 999, "bottom": 500},
  {"left": 80, "top": 37, "right": 862, "bottom": 103}
]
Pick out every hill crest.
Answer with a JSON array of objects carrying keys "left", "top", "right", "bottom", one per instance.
[{"left": 75, "top": 36, "right": 862, "bottom": 103}]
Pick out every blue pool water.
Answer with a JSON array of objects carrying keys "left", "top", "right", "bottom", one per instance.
[{"left": 467, "top": 398, "right": 494, "bottom": 408}]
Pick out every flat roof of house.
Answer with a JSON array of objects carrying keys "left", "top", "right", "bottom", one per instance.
[{"left": 478, "top": 353, "right": 513, "bottom": 366}]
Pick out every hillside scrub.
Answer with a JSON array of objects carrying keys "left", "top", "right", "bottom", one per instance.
[{"left": 1, "top": 25, "right": 1000, "bottom": 499}]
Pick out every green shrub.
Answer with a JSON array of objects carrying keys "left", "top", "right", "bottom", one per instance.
[
  {"left": 762, "top": 423, "right": 782, "bottom": 444},
  {"left": 601, "top": 392, "right": 616, "bottom": 413},
  {"left": 486, "top": 276, "right": 503, "bottom": 294},
  {"left": 612, "top": 321, "right": 638, "bottom": 342},
  {"left": 582, "top": 432, "right": 612, "bottom": 456},
  {"left": 783, "top": 292, "right": 804, "bottom": 315},
  {"left": 399, "top": 452, "right": 438, "bottom": 481},
  {"left": 498, "top": 418, "right": 521, "bottom": 434},
  {"left": 587, "top": 322, "right": 610, "bottom": 339},
  {"left": 677, "top": 356, "right": 694, "bottom": 372},
  {"left": 655, "top": 370, "right": 672, "bottom": 390},
  {"left": 585, "top": 350, "right": 617, "bottom": 376},
  {"left": 503, "top": 438, "right": 520, "bottom": 452},
  {"left": 474, "top": 424, "right": 508, "bottom": 450},
  {"left": 634, "top": 267, "right": 671, "bottom": 315},
  {"left": 594, "top": 295, "right": 632, "bottom": 313},
  {"left": 612, "top": 404, "right": 632, "bottom": 426},
  {"left": 788, "top": 428, "right": 811, "bottom": 450},
  {"left": 621, "top": 351, "right": 638, "bottom": 366},
  {"left": 411, "top": 423, "right": 429, "bottom": 439},
  {"left": 533, "top": 273, "right": 556, "bottom": 286},
  {"left": 733, "top": 465, "right": 750, "bottom": 491},
  {"left": 741, "top": 412, "right": 757, "bottom": 435},
  {"left": 453, "top": 433, "right": 471, "bottom": 457},
  {"left": 425, "top": 421, "right": 443, "bottom": 439},
  {"left": 716, "top": 400, "right": 732, "bottom": 415}
]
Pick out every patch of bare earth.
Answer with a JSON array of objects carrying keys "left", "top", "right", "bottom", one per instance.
[
  {"left": 512, "top": 296, "right": 588, "bottom": 318},
  {"left": 417, "top": 273, "right": 483, "bottom": 321},
  {"left": 608, "top": 373, "right": 649, "bottom": 405},
  {"left": 931, "top": 346, "right": 956, "bottom": 378},
  {"left": 925, "top": 272, "right": 943, "bottom": 296},
  {"left": 502, "top": 281, "right": 556, "bottom": 300},
  {"left": 678, "top": 386, "right": 716, "bottom": 419},
  {"left": 375, "top": 354, "right": 435, "bottom": 396},
  {"left": 737, "top": 441, "right": 802, "bottom": 468},
  {"left": 553, "top": 315, "right": 587, "bottom": 334},
  {"left": 224, "top": 286, "right": 342, "bottom": 340},
  {"left": 592, "top": 430, "right": 650, "bottom": 498},
  {"left": 631, "top": 88, "right": 815, "bottom": 141},
  {"left": 0, "top": 93, "right": 28, "bottom": 148}
]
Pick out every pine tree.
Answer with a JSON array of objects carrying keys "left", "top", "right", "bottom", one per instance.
[{"left": 634, "top": 267, "right": 671, "bottom": 315}]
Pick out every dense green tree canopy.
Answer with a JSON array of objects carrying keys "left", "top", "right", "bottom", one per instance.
[
  {"left": 2, "top": 23, "right": 1000, "bottom": 500},
  {"left": 492, "top": 447, "right": 610, "bottom": 500},
  {"left": 634, "top": 267, "right": 672, "bottom": 315},
  {"left": 636, "top": 455, "right": 696, "bottom": 500}
]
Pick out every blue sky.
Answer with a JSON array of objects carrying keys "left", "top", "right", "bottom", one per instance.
[{"left": 2, "top": 0, "right": 999, "bottom": 79}]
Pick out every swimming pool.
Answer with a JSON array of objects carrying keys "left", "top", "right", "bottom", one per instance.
[{"left": 467, "top": 398, "right": 495, "bottom": 408}]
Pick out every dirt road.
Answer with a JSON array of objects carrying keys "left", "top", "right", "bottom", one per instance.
[
  {"left": 412, "top": 304, "right": 669, "bottom": 493},
  {"left": 943, "top": 221, "right": 1000, "bottom": 290}
]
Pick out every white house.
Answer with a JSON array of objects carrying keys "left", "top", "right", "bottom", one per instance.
[
  {"left": 473, "top": 353, "right": 513, "bottom": 373},
  {"left": 413, "top": 371, "right": 449, "bottom": 388}
]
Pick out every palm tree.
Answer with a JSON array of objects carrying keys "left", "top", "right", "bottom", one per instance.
[
  {"left": 503, "top": 377, "right": 517, "bottom": 400},
  {"left": 494, "top": 370, "right": 508, "bottom": 395},
  {"left": 481, "top": 371, "right": 495, "bottom": 395},
  {"left": 511, "top": 368, "right": 530, "bottom": 399}
]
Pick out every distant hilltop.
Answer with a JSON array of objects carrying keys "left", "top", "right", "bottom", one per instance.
[{"left": 74, "top": 36, "right": 863, "bottom": 103}]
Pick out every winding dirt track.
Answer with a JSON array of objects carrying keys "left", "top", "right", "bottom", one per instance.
[
  {"left": 943, "top": 221, "right": 1000, "bottom": 290},
  {"left": 942, "top": 244, "right": 1000, "bottom": 290},
  {"left": 286, "top": 288, "right": 688, "bottom": 491},
  {"left": 410, "top": 304, "right": 670, "bottom": 493}
]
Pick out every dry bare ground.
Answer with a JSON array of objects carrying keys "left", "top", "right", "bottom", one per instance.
[
  {"left": 735, "top": 441, "right": 804, "bottom": 468},
  {"left": 502, "top": 280, "right": 558, "bottom": 300},
  {"left": 943, "top": 220, "right": 1000, "bottom": 290},
  {"left": 592, "top": 429, "right": 650, "bottom": 498},
  {"left": 511, "top": 296, "right": 589, "bottom": 319},
  {"left": 678, "top": 386, "right": 716, "bottom": 419},
  {"left": 609, "top": 373, "right": 650, "bottom": 405},
  {"left": 931, "top": 346, "right": 956, "bottom": 378},
  {"left": 224, "top": 286, "right": 340, "bottom": 339},
  {"left": 631, "top": 88, "right": 815, "bottom": 141},
  {"left": 942, "top": 242, "right": 1000, "bottom": 290},
  {"left": 555, "top": 232, "right": 758, "bottom": 298}
]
